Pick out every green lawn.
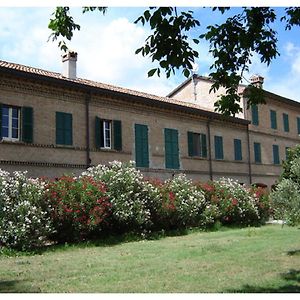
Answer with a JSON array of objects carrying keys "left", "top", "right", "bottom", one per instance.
[{"left": 0, "top": 224, "right": 299, "bottom": 293}]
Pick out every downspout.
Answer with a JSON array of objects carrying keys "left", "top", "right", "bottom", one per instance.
[
  {"left": 207, "top": 119, "right": 213, "bottom": 181},
  {"left": 246, "top": 125, "right": 252, "bottom": 185},
  {"left": 85, "top": 92, "right": 91, "bottom": 168}
]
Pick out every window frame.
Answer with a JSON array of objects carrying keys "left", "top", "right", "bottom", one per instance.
[
  {"left": 102, "top": 119, "right": 112, "bottom": 149},
  {"left": 1, "top": 105, "right": 20, "bottom": 142}
]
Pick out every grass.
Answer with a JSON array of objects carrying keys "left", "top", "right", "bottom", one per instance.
[{"left": 0, "top": 224, "right": 299, "bottom": 293}]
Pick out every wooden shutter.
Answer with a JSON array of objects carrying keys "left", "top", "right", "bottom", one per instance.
[
  {"left": 0, "top": 103, "right": 2, "bottom": 139},
  {"left": 95, "top": 117, "right": 101, "bottom": 148},
  {"left": 165, "top": 128, "right": 179, "bottom": 169},
  {"left": 270, "top": 110, "right": 277, "bottom": 129},
  {"left": 234, "top": 139, "right": 242, "bottom": 161},
  {"left": 297, "top": 117, "right": 300, "bottom": 135},
  {"left": 135, "top": 124, "right": 149, "bottom": 168},
  {"left": 64, "top": 113, "right": 73, "bottom": 145},
  {"left": 187, "top": 131, "right": 194, "bottom": 157},
  {"left": 56, "top": 112, "right": 65, "bottom": 145},
  {"left": 251, "top": 105, "right": 259, "bottom": 126},
  {"left": 283, "top": 113, "right": 289, "bottom": 132},
  {"left": 201, "top": 133, "right": 207, "bottom": 158},
  {"left": 22, "top": 106, "right": 33, "bottom": 143},
  {"left": 273, "top": 145, "right": 280, "bottom": 165},
  {"left": 214, "top": 136, "right": 224, "bottom": 160},
  {"left": 254, "top": 142, "right": 261, "bottom": 163},
  {"left": 113, "top": 120, "right": 122, "bottom": 151}
]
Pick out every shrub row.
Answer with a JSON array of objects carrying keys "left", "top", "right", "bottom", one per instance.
[{"left": 0, "top": 161, "right": 272, "bottom": 250}]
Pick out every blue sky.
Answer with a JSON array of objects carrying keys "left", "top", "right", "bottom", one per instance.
[{"left": 1, "top": 6, "right": 300, "bottom": 101}]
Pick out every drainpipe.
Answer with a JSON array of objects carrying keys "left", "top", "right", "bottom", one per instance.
[
  {"left": 207, "top": 119, "right": 213, "bottom": 181},
  {"left": 85, "top": 92, "right": 91, "bottom": 168},
  {"left": 246, "top": 125, "right": 252, "bottom": 185}
]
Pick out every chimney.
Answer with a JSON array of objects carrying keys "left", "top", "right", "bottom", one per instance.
[
  {"left": 62, "top": 51, "right": 77, "bottom": 79},
  {"left": 250, "top": 74, "right": 264, "bottom": 89}
]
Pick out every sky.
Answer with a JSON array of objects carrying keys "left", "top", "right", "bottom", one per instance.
[{"left": 1, "top": 4, "right": 300, "bottom": 101}]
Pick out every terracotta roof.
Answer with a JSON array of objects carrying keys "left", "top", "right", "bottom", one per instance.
[{"left": 0, "top": 59, "right": 249, "bottom": 125}]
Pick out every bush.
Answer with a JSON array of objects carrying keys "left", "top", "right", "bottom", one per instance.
[
  {"left": 251, "top": 186, "right": 273, "bottom": 224},
  {"left": 0, "top": 170, "right": 54, "bottom": 250},
  {"left": 82, "top": 161, "right": 161, "bottom": 231},
  {"left": 157, "top": 174, "right": 206, "bottom": 229},
  {"left": 45, "top": 175, "right": 111, "bottom": 242},
  {"left": 198, "top": 178, "right": 260, "bottom": 226},
  {"left": 271, "top": 179, "right": 300, "bottom": 226}
]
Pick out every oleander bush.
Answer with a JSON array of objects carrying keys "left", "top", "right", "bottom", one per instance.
[
  {"left": 44, "top": 175, "right": 111, "bottom": 242},
  {"left": 0, "top": 161, "right": 274, "bottom": 251},
  {"left": 157, "top": 174, "right": 206, "bottom": 229},
  {"left": 198, "top": 178, "right": 260, "bottom": 226},
  {"left": 0, "top": 170, "right": 54, "bottom": 250},
  {"left": 82, "top": 161, "right": 161, "bottom": 231}
]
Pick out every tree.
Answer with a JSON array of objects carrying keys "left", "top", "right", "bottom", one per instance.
[{"left": 48, "top": 7, "right": 300, "bottom": 116}]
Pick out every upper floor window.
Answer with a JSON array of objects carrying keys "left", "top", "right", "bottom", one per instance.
[
  {"left": 1, "top": 106, "right": 20, "bottom": 141},
  {"left": 234, "top": 139, "right": 242, "bottom": 161},
  {"left": 270, "top": 110, "right": 277, "bottom": 129},
  {"left": 297, "top": 117, "right": 300, "bottom": 135},
  {"left": 283, "top": 113, "right": 289, "bottom": 132},
  {"left": 251, "top": 105, "right": 259, "bottom": 126},
  {"left": 254, "top": 142, "right": 261, "bottom": 163}
]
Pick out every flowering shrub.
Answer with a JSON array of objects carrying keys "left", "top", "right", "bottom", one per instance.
[
  {"left": 0, "top": 170, "right": 54, "bottom": 250},
  {"left": 158, "top": 174, "right": 206, "bottom": 229},
  {"left": 82, "top": 161, "right": 161, "bottom": 231},
  {"left": 251, "top": 186, "right": 273, "bottom": 224},
  {"left": 45, "top": 175, "right": 111, "bottom": 242}
]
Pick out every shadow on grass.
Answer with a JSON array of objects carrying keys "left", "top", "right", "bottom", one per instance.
[
  {"left": 0, "top": 280, "right": 40, "bottom": 293},
  {"left": 227, "top": 269, "right": 300, "bottom": 293},
  {"left": 287, "top": 249, "right": 300, "bottom": 256}
]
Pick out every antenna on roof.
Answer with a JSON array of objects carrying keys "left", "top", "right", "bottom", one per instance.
[{"left": 191, "top": 63, "right": 199, "bottom": 102}]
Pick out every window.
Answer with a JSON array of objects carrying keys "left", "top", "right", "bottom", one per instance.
[
  {"left": 234, "top": 139, "right": 242, "bottom": 161},
  {"left": 95, "top": 117, "right": 122, "bottom": 151},
  {"left": 56, "top": 112, "right": 73, "bottom": 145},
  {"left": 251, "top": 105, "right": 259, "bottom": 126},
  {"left": 1, "top": 106, "right": 20, "bottom": 141},
  {"left": 214, "top": 135, "right": 224, "bottom": 160},
  {"left": 283, "top": 113, "right": 289, "bottom": 132},
  {"left": 270, "top": 110, "right": 277, "bottom": 129},
  {"left": 187, "top": 131, "right": 207, "bottom": 158},
  {"left": 297, "top": 117, "right": 300, "bottom": 135},
  {"left": 165, "top": 128, "right": 179, "bottom": 169},
  {"left": 273, "top": 145, "right": 280, "bottom": 165},
  {"left": 135, "top": 124, "right": 149, "bottom": 168},
  {"left": 254, "top": 142, "right": 261, "bottom": 163}
]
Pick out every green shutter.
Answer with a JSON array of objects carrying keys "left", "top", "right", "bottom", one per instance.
[
  {"left": 251, "top": 105, "right": 259, "bottom": 126},
  {"left": 273, "top": 145, "right": 280, "bottom": 165},
  {"left": 22, "top": 106, "right": 33, "bottom": 143},
  {"left": 165, "top": 128, "right": 179, "bottom": 169},
  {"left": 297, "top": 117, "right": 300, "bottom": 135},
  {"left": 283, "top": 113, "right": 289, "bottom": 132},
  {"left": 187, "top": 131, "right": 194, "bottom": 157},
  {"left": 254, "top": 142, "right": 261, "bottom": 163},
  {"left": 270, "top": 110, "right": 277, "bottom": 129},
  {"left": 0, "top": 103, "right": 2, "bottom": 139},
  {"left": 201, "top": 134, "right": 207, "bottom": 158},
  {"left": 56, "top": 112, "right": 72, "bottom": 145},
  {"left": 56, "top": 112, "right": 64, "bottom": 145},
  {"left": 214, "top": 136, "right": 224, "bottom": 160},
  {"left": 113, "top": 120, "right": 122, "bottom": 151},
  {"left": 95, "top": 117, "right": 101, "bottom": 148},
  {"left": 135, "top": 124, "right": 149, "bottom": 168},
  {"left": 234, "top": 139, "right": 242, "bottom": 161},
  {"left": 64, "top": 113, "right": 73, "bottom": 145}
]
